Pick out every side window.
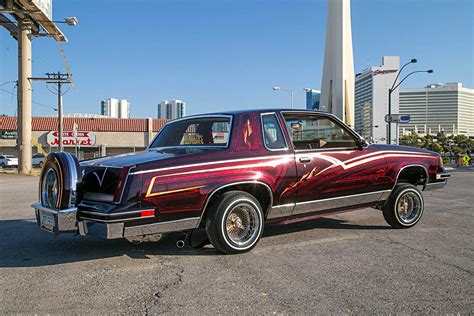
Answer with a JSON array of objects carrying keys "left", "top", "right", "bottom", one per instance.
[
  {"left": 282, "top": 114, "right": 357, "bottom": 150},
  {"left": 261, "top": 113, "right": 287, "bottom": 150}
]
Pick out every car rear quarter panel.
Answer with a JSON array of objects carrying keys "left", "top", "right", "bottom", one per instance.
[{"left": 136, "top": 112, "right": 298, "bottom": 222}]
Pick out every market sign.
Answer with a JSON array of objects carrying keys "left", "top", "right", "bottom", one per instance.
[{"left": 47, "top": 131, "right": 96, "bottom": 147}]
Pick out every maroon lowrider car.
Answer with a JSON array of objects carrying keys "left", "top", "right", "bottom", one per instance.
[{"left": 33, "top": 109, "right": 450, "bottom": 254}]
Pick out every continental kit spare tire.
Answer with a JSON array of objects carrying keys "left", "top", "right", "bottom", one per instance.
[{"left": 39, "top": 152, "right": 82, "bottom": 210}]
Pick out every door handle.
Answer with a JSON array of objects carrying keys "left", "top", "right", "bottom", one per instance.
[{"left": 299, "top": 157, "right": 311, "bottom": 163}]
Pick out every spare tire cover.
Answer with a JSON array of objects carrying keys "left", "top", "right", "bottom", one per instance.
[{"left": 39, "top": 152, "right": 82, "bottom": 209}]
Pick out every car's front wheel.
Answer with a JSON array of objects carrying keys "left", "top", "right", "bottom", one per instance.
[
  {"left": 382, "top": 183, "right": 424, "bottom": 229},
  {"left": 206, "top": 191, "right": 264, "bottom": 254}
]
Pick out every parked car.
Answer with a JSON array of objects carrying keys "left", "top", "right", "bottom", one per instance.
[
  {"left": 32, "top": 109, "right": 450, "bottom": 254},
  {"left": 0, "top": 154, "right": 18, "bottom": 168},
  {"left": 32, "top": 153, "right": 45, "bottom": 167}
]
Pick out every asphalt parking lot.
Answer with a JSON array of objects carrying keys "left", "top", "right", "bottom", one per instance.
[{"left": 0, "top": 172, "right": 472, "bottom": 314}]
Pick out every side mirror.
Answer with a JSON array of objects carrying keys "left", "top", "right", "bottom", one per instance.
[{"left": 357, "top": 138, "right": 369, "bottom": 150}]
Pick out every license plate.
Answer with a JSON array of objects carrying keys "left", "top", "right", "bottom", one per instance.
[{"left": 40, "top": 211, "right": 55, "bottom": 232}]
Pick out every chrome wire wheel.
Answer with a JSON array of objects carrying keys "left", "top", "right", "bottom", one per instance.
[
  {"left": 224, "top": 202, "right": 260, "bottom": 248},
  {"left": 41, "top": 168, "right": 59, "bottom": 208},
  {"left": 396, "top": 191, "right": 422, "bottom": 224}
]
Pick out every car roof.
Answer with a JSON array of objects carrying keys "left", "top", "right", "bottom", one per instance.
[{"left": 178, "top": 109, "right": 331, "bottom": 118}]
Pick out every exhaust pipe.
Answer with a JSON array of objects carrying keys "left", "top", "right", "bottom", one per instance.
[{"left": 176, "top": 239, "right": 185, "bottom": 249}]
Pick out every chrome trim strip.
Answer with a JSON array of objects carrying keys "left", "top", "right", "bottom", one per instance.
[
  {"left": 129, "top": 154, "right": 294, "bottom": 175},
  {"left": 63, "top": 152, "right": 79, "bottom": 207},
  {"left": 196, "top": 180, "right": 274, "bottom": 227},
  {"left": 78, "top": 209, "right": 154, "bottom": 217},
  {"left": 292, "top": 190, "right": 390, "bottom": 216},
  {"left": 424, "top": 180, "right": 447, "bottom": 191},
  {"left": 146, "top": 114, "right": 233, "bottom": 150},
  {"left": 266, "top": 190, "right": 391, "bottom": 219},
  {"left": 260, "top": 112, "right": 289, "bottom": 152},
  {"left": 267, "top": 203, "right": 295, "bottom": 219},
  {"left": 78, "top": 215, "right": 155, "bottom": 223},
  {"left": 123, "top": 217, "right": 200, "bottom": 237}
]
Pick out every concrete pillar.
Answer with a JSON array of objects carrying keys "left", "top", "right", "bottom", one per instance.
[
  {"left": 146, "top": 118, "right": 154, "bottom": 146},
  {"left": 17, "top": 20, "right": 32, "bottom": 175},
  {"left": 100, "top": 144, "right": 106, "bottom": 157}
]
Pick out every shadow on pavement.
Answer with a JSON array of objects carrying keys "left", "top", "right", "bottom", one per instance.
[{"left": 0, "top": 216, "right": 388, "bottom": 268}]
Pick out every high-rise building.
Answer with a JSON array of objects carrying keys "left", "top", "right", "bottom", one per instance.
[
  {"left": 399, "top": 83, "right": 474, "bottom": 137},
  {"left": 305, "top": 90, "right": 321, "bottom": 110},
  {"left": 100, "top": 98, "right": 130, "bottom": 118},
  {"left": 354, "top": 56, "right": 400, "bottom": 143},
  {"left": 158, "top": 99, "right": 186, "bottom": 120},
  {"left": 320, "top": 0, "right": 355, "bottom": 126}
]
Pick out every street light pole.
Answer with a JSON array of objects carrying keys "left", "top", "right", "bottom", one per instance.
[
  {"left": 387, "top": 58, "right": 432, "bottom": 144},
  {"left": 387, "top": 59, "right": 417, "bottom": 145}
]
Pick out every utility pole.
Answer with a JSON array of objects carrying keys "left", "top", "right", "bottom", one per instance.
[{"left": 30, "top": 72, "right": 72, "bottom": 152}]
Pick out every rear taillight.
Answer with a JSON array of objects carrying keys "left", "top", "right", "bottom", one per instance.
[{"left": 140, "top": 209, "right": 155, "bottom": 217}]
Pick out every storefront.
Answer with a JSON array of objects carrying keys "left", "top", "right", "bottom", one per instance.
[{"left": 0, "top": 116, "right": 168, "bottom": 159}]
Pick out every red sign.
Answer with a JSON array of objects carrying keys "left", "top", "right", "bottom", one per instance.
[{"left": 47, "top": 131, "right": 96, "bottom": 147}]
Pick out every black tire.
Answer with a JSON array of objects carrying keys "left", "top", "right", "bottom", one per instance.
[
  {"left": 206, "top": 191, "right": 264, "bottom": 254},
  {"left": 0, "top": 162, "right": 5, "bottom": 168},
  {"left": 382, "top": 183, "right": 424, "bottom": 229}
]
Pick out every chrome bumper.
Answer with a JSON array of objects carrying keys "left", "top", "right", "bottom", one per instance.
[
  {"left": 33, "top": 203, "right": 78, "bottom": 234},
  {"left": 32, "top": 203, "right": 199, "bottom": 239},
  {"left": 424, "top": 171, "right": 450, "bottom": 191}
]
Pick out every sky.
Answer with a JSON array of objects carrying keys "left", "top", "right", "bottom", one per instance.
[{"left": 0, "top": 0, "right": 473, "bottom": 118}]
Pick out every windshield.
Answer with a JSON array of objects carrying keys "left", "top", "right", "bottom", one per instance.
[{"left": 149, "top": 116, "right": 232, "bottom": 149}]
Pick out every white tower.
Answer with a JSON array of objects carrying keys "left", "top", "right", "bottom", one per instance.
[{"left": 320, "top": 0, "right": 355, "bottom": 127}]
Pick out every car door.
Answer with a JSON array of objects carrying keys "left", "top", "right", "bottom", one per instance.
[{"left": 281, "top": 112, "right": 388, "bottom": 216}]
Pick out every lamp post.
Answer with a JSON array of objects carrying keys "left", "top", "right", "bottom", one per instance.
[
  {"left": 387, "top": 58, "right": 433, "bottom": 144},
  {"left": 273, "top": 86, "right": 293, "bottom": 108}
]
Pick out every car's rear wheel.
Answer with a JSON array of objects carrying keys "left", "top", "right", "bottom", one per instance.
[
  {"left": 206, "top": 191, "right": 264, "bottom": 254},
  {"left": 39, "top": 152, "right": 81, "bottom": 209},
  {"left": 383, "top": 183, "right": 424, "bottom": 229}
]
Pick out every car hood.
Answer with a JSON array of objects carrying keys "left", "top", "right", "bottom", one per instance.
[{"left": 80, "top": 147, "right": 222, "bottom": 168}]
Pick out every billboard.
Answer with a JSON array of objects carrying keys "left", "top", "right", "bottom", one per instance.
[
  {"left": 47, "top": 131, "right": 96, "bottom": 147},
  {"left": 32, "top": 0, "right": 53, "bottom": 21}
]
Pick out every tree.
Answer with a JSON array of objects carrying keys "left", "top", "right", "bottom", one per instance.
[{"left": 400, "top": 131, "right": 421, "bottom": 148}]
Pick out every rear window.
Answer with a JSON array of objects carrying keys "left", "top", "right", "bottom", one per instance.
[{"left": 149, "top": 116, "right": 232, "bottom": 148}]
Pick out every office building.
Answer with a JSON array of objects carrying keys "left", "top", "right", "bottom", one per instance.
[
  {"left": 399, "top": 83, "right": 474, "bottom": 137},
  {"left": 101, "top": 98, "right": 130, "bottom": 119},
  {"left": 305, "top": 89, "right": 321, "bottom": 110},
  {"left": 354, "top": 56, "right": 400, "bottom": 143},
  {"left": 158, "top": 99, "right": 186, "bottom": 120}
]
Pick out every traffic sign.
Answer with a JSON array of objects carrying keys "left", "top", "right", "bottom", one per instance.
[{"left": 385, "top": 114, "right": 411, "bottom": 124}]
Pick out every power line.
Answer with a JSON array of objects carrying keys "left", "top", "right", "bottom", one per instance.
[{"left": 0, "top": 87, "right": 57, "bottom": 111}]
